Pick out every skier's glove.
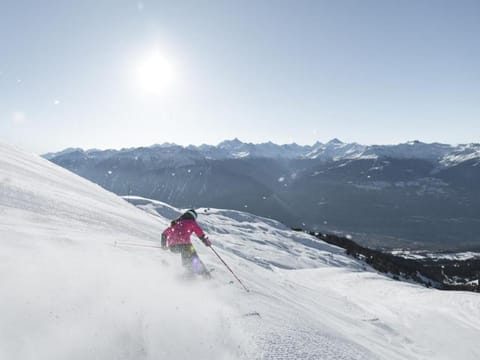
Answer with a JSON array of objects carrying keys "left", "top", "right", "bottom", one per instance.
[{"left": 201, "top": 235, "right": 212, "bottom": 247}]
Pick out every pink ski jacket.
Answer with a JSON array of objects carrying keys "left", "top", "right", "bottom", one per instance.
[{"left": 162, "top": 219, "right": 205, "bottom": 247}]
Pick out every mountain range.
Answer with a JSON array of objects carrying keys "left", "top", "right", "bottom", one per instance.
[
  {"left": 44, "top": 139, "right": 480, "bottom": 250},
  {"left": 44, "top": 138, "right": 480, "bottom": 164}
]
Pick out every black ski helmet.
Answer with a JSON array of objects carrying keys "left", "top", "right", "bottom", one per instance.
[{"left": 184, "top": 209, "right": 197, "bottom": 220}]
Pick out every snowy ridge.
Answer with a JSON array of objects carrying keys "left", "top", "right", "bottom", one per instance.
[
  {"left": 2, "top": 142, "right": 480, "bottom": 359},
  {"left": 390, "top": 250, "right": 480, "bottom": 261},
  {"left": 440, "top": 143, "right": 480, "bottom": 167},
  {"left": 46, "top": 139, "right": 480, "bottom": 169},
  {"left": 304, "top": 138, "right": 366, "bottom": 160},
  {"left": 124, "top": 196, "right": 357, "bottom": 271}
]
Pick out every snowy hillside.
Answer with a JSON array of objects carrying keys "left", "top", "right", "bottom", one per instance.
[
  {"left": 126, "top": 196, "right": 480, "bottom": 360},
  {"left": 0, "top": 143, "right": 249, "bottom": 359},
  {"left": 2, "top": 142, "right": 480, "bottom": 359}
]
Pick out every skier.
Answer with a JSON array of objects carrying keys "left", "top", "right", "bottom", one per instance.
[{"left": 161, "top": 209, "right": 212, "bottom": 277}]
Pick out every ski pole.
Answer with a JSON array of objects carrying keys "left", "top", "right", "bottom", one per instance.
[
  {"left": 115, "top": 241, "right": 163, "bottom": 249},
  {"left": 209, "top": 246, "right": 249, "bottom": 292}
]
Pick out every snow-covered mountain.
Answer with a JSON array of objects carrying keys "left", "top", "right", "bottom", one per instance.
[
  {"left": 44, "top": 139, "right": 480, "bottom": 250},
  {"left": 362, "top": 140, "right": 454, "bottom": 162},
  {"left": 2, "top": 142, "right": 480, "bottom": 359},
  {"left": 304, "top": 138, "right": 367, "bottom": 160},
  {"left": 44, "top": 139, "right": 480, "bottom": 165},
  {"left": 213, "top": 138, "right": 310, "bottom": 159},
  {"left": 440, "top": 143, "right": 480, "bottom": 167}
]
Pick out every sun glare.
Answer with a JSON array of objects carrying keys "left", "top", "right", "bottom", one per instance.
[{"left": 135, "top": 50, "right": 175, "bottom": 95}]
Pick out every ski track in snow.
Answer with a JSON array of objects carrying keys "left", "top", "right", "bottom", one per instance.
[{"left": 260, "top": 329, "right": 371, "bottom": 360}]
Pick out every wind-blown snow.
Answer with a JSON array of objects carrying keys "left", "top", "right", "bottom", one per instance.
[
  {"left": 0, "top": 143, "right": 249, "bottom": 359},
  {"left": 2, "top": 142, "right": 480, "bottom": 359}
]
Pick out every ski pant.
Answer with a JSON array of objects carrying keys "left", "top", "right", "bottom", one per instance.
[{"left": 169, "top": 244, "right": 208, "bottom": 275}]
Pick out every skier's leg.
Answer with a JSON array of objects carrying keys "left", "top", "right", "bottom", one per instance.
[
  {"left": 170, "top": 245, "right": 192, "bottom": 271},
  {"left": 188, "top": 246, "right": 211, "bottom": 278},
  {"left": 178, "top": 245, "right": 193, "bottom": 269},
  {"left": 178, "top": 244, "right": 210, "bottom": 277}
]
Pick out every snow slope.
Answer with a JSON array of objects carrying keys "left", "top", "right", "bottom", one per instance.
[
  {"left": 2, "top": 142, "right": 480, "bottom": 359},
  {"left": 0, "top": 143, "right": 249, "bottom": 359},
  {"left": 127, "top": 197, "right": 480, "bottom": 360}
]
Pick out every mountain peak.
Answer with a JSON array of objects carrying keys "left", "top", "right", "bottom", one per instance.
[
  {"left": 327, "top": 138, "right": 343, "bottom": 145},
  {"left": 218, "top": 138, "right": 245, "bottom": 148},
  {"left": 152, "top": 142, "right": 179, "bottom": 148}
]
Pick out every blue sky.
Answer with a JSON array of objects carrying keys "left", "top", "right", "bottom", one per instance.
[{"left": 1, "top": 0, "right": 479, "bottom": 153}]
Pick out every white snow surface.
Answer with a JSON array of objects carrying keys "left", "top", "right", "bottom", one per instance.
[
  {"left": 2, "top": 142, "right": 480, "bottom": 360},
  {"left": 0, "top": 144, "right": 248, "bottom": 359}
]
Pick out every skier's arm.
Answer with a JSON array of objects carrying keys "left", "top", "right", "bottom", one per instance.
[
  {"left": 192, "top": 222, "right": 211, "bottom": 247},
  {"left": 199, "top": 234, "right": 212, "bottom": 247}
]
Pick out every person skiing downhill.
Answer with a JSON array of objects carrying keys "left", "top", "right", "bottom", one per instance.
[{"left": 161, "top": 209, "right": 212, "bottom": 277}]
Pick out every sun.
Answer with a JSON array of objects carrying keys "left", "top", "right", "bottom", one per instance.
[{"left": 135, "top": 50, "right": 175, "bottom": 95}]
